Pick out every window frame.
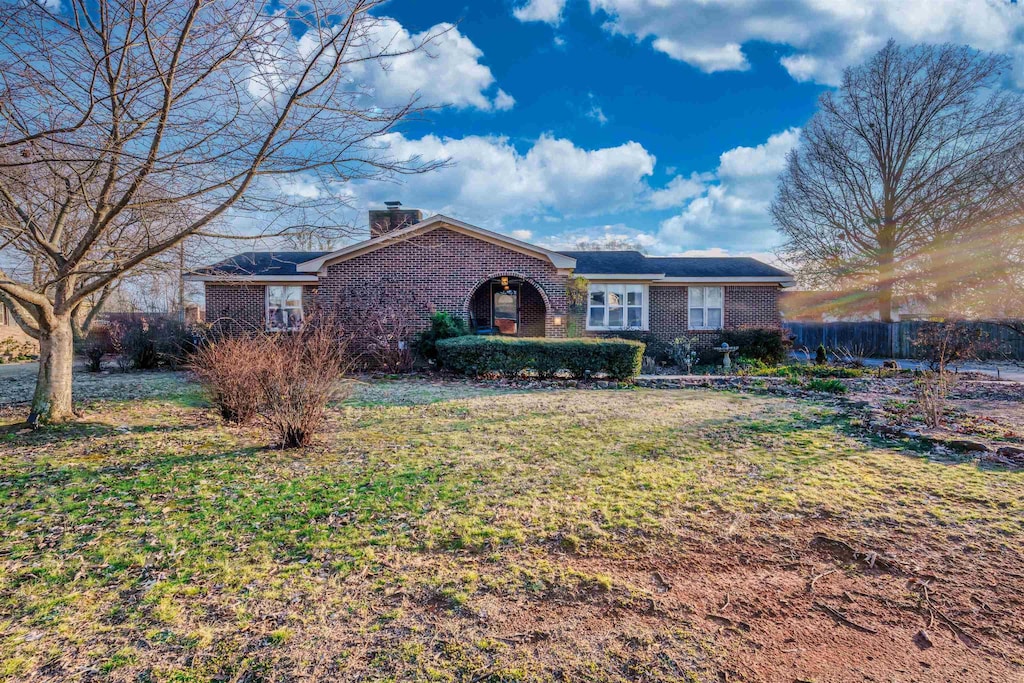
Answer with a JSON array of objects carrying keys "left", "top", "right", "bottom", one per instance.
[
  {"left": 266, "top": 285, "right": 305, "bottom": 331},
  {"left": 585, "top": 283, "right": 649, "bottom": 331},
  {"left": 687, "top": 286, "right": 724, "bottom": 330}
]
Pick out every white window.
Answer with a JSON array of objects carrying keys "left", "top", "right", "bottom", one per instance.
[
  {"left": 688, "top": 286, "right": 723, "bottom": 329},
  {"left": 267, "top": 285, "right": 304, "bottom": 331},
  {"left": 586, "top": 284, "right": 647, "bottom": 330}
]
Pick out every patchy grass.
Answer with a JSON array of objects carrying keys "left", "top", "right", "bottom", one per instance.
[{"left": 0, "top": 376, "right": 1021, "bottom": 681}]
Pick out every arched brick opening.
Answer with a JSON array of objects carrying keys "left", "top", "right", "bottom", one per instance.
[{"left": 463, "top": 272, "right": 552, "bottom": 337}]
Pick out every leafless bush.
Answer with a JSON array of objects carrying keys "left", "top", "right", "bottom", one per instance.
[
  {"left": 350, "top": 304, "right": 416, "bottom": 373},
  {"left": 911, "top": 322, "right": 991, "bottom": 428},
  {"left": 189, "top": 336, "right": 265, "bottom": 424},
  {"left": 916, "top": 370, "right": 958, "bottom": 429},
  {"left": 259, "top": 317, "right": 354, "bottom": 448},
  {"left": 191, "top": 315, "right": 354, "bottom": 446},
  {"left": 913, "top": 321, "right": 994, "bottom": 372},
  {"left": 338, "top": 278, "right": 421, "bottom": 372}
]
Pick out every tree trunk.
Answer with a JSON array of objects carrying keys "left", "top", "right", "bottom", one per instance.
[
  {"left": 876, "top": 242, "right": 897, "bottom": 323},
  {"left": 28, "top": 315, "right": 75, "bottom": 427}
]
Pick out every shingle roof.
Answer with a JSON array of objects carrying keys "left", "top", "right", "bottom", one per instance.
[
  {"left": 192, "top": 251, "right": 329, "bottom": 277},
  {"left": 193, "top": 248, "right": 791, "bottom": 280},
  {"left": 558, "top": 250, "right": 792, "bottom": 278}
]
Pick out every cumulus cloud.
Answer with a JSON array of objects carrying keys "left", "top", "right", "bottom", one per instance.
[
  {"left": 355, "top": 133, "right": 657, "bottom": 225},
  {"left": 248, "top": 16, "right": 512, "bottom": 111},
  {"left": 589, "top": 0, "right": 1024, "bottom": 85},
  {"left": 348, "top": 18, "right": 514, "bottom": 110},
  {"left": 647, "top": 172, "right": 711, "bottom": 209},
  {"left": 657, "top": 128, "right": 801, "bottom": 252},
  {"left": 514, "top": 0, "right": 568, "bottom": 25}
]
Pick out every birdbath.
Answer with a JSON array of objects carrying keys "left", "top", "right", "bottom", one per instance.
[{"left": 717, "top": 342, "right": 739, "bottom": 370}]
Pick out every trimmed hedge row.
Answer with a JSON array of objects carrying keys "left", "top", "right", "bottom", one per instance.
[{"left": 436, "top": 336, "right": 645, "bottom": 380}]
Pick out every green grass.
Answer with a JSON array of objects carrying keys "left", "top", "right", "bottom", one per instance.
[{"left": 0, "top": 377, "right": 1021, "bottom": 680}]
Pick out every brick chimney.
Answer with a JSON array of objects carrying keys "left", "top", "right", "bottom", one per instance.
[{"left": 369, "top": 201, "right": 423, "bottom": 238}]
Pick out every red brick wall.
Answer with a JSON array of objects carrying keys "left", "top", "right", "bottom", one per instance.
[
  {"left": 519, "top": 284, "right": 546, "bottom": 337},
  {"left": 205, "top": 284, "right": 318, "bottom": 334},
  {"left": 316, "top": 227, "right": 568, "bottom": 338},
  {"left": 206, "top": 284, "right": 265, "bottom": 334},
  {"left": 726, "top": 286, "right": 781, "bottom": 330},
  {"left": 572, "top": 284, "right": 781, "bottom": 347}
]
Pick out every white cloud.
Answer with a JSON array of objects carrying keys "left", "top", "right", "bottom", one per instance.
[
  {"left": 278, "top": 174, "right": 323, "bottom": 199},
  {"left": 355, "top": 133, "right": 657, "bottom": 226},
  {"left": 589, "top": 0, "right": 1024, "bottom": 85},
  {"left": 587, "top": 104, "right": 609, "bottom": 125},
  {"left": 651, "top": 40, "right": 748, "bottom": 73},
  {"left": 717, "top": 128, "right": 800, "bottom": 178},
  {"left": 244, "top": 16, "right": 512, "bottom": 111},
  {"left": 510, "top": 229, "right": 535, "bottom": 240},
  {"left": 647, "top": 172, "right": 711, "bottom": 209},
  {"left": 349, "top": 18, "right": 514, "bottom": 111},
  {"left": 657, "top": 128, "right": 801, "bottom": 252},
  {"left": 493, "top": 89, "right": 517, "bottom": 111},
  {"left": 584, "top": 92, "right": 610, "bottom": 125},
  {"left": 514, "top": 0, "right": 568, "bottom": 25}
]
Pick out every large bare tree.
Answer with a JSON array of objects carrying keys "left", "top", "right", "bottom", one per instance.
[
  {"left": 0, "top": 0, "right": 441, "bottom": 425},
  {"left": 772, "top": 40, "right": 1024, "bottom": 321}
]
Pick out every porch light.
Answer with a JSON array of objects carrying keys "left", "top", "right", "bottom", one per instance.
[
  {"left": 553, "top": 316, "right": 563, "bottom": 326},
  {"left": 500, "top": 276, "right": 509, "bottom": 291}
]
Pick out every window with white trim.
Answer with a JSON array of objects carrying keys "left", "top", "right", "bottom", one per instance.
[
  {"left": 688, "top": 286, "right": 723, "bottom": 329},
  {"left": 267, "top": 285, "right": 304, "bottom": 331},
  {"left": 586, "top": 284, "right": 647, "bottom": 330}
]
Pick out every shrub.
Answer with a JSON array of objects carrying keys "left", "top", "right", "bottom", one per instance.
[
  {"left": 111, "top": 319, "right": 159, "bottom": 370},
  {"left": 416, "top": 311, "right": 470, "bottom": 362},
  {"left": 189, "top": 335, "right": 266, "bottom": 424},
  {"left": 805, "top": 378, "right": 847, "bottom": 394},
  {"left": 189, "top": 316, "right": 353, "bottom": 446},
  {"left": 346, "top": 301, "right": 418, "bottom": 373},
  {"left": 916, "top": 370, "right": 956, "bottom": 428},
  {"left": 913, "top": 321, "right": 996, "bottom": 371},
  {"left": 721, "top": 327, "right": 789, "bottom": 365},
  {"left": 0, "top": 338, "right": 37, "bottom": 364},
  {"left": 909, "top": 321, "right": 993, "bottom": 428},
  {"left": 815, "top": 344, "right": 828, "bottom": 365},
  {"left": 670, "top": 336, "right": 700, "bottom": 373},
  {"left": 108, "top": 317, "right": 202, "bottom": 371},
  {"left": 78, "top": 327, "right": 115, "bottom": 372},
  {"left": 436, "top": 336, "right": 645, "bottom": 381},
  {"left": 610, "top": 330, "right": 670, "bottom": 364},
  {"left": 259, "top": 318, "right": 354, "bottom": 448},
  {"left": 155, "top": 320, "right": 204, "bottom": 370}
]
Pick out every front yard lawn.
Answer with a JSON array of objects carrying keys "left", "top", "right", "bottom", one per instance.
[{"left": 1, "top": 376, "right": 1021, "bottom": 681}]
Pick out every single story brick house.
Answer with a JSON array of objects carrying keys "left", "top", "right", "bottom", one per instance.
[{"left": 188, "top": 205, "right": 794, "bottom": 346}]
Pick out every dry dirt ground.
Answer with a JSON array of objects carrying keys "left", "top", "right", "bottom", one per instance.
[{"left": 0, "top": 371, "right": 1021, "bottom": 682}]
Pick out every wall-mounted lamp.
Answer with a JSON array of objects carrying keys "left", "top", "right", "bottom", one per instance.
[{"left": 553, "top": 316, "right": 563, "bottom": 326}]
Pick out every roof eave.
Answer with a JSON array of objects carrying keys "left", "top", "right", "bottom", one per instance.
[{"left": 184, "top": 274, "right": 318, "bottom": 283}]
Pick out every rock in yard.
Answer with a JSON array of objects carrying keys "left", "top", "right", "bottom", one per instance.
[{"left": 945, "top": 439, "right": 989, "bottom": 453}]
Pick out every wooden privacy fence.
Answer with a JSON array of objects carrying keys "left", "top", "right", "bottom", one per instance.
[{"left": 785, "top": 321, "right": 1024, "bottom": 360}]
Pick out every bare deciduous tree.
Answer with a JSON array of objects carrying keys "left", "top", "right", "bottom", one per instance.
[
  {"left": 0, "top": 0, "right": 443, "bottom": 425},
  {"left": 773, "top": 40, "right": 1024, "bottom": 322}
]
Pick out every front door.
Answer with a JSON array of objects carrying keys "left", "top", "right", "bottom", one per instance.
[{"left": 492, "top": 283, "right": 518, "bottom": 335}]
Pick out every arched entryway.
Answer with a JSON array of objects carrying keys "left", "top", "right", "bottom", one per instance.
[{"left": 465, "top": 275, "right": 548, "bottom": 337}]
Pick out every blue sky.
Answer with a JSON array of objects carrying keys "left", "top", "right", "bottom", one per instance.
[{"left": 280, "top": 0, "right": 1024, "bottom": 259}]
